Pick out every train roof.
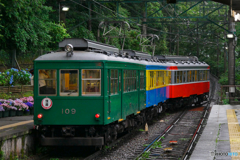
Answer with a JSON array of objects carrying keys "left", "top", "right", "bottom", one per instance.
[
  {"left": 35, "top": 38, "right": 209, "bottom": 69},
  {"left": 35, "top": 51, "right": 209, "bottom": 69}
]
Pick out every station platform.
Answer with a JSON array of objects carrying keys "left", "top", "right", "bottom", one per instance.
[
  {"left": 190, "top": 105, "right": 240, "bottom": 160},
  {"left": 0, "top": 116, "right": 33, "bottom": 140}
]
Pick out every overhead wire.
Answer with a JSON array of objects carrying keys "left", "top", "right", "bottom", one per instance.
[
  {"left": 92, "top": 0, "right": 174, "bottom": 34},
  {"left": 69, "top": 0, "right": 225, "bottom": 48}
]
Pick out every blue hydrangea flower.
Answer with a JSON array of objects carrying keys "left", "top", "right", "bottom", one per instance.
[
  {"left": 9, "top": 75, "right": 14, "bottom": 84},
  {"left": 22, "top": 70, "right": 26, "bottom": 74},
  {"left": 7, "top": 71, "right": 9, "bottom": 75},
  {"left": 11, "top": 68, "right": 18, "bottom": 72}
]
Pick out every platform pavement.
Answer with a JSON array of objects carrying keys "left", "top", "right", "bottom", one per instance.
[
  {"left": 0, "top": 116, "right": 34, "bottom": 140},
  {"left": 190, "top": 105, "right": 240, "bottom": 160}
]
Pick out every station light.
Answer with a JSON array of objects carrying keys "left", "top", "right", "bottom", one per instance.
[
  {"left": 226, "top": 33, "right": 234, "bottom": 39},
  {"left": 37, "top": 114, "right": 43, "bottom": 119},
  {"left": 62, "top": 6, "right": 69, "bottom": 11}
]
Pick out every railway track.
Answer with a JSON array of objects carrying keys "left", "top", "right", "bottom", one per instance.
[
  {"left": 35, "top": 102, "right": 211, "bottom": 160},
  {"left": 129, "top": 102, "right": 210, "bottom": 160}
]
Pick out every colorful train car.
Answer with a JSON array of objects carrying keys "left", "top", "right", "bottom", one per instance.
[{"left": 34, "top": 38, "right": 209, "bottom": 146}]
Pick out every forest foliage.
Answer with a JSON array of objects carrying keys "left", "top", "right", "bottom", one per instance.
[{"left": 0, "top": 0, "right": 240, "bottom": 84}]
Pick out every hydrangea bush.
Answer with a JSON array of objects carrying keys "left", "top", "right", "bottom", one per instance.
[
  {"left": 0, "top": 96, "right": 34, "bottom": 111},
  {"left": 0, "top": 68, "right": 32, "bottom": 86}
]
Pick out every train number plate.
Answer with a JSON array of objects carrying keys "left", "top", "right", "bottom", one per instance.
[{"left": 62, "top": 108, "right": 76, "bottom": 114}]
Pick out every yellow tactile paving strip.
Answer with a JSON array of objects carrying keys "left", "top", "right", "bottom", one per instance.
[
  {"left": 0, "top": 120, "right": 33, "bottom": 130},
  {"left": 227, "top": 109, "right": 240, "bottom": 160}
]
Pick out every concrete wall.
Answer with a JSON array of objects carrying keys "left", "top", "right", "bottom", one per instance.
[{"left": 0, "top": 131, "right": 34, "bottom": 160}]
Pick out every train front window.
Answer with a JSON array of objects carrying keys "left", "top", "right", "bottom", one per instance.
[
  {"left": 38, "top": 70, "right": 56, "bottom": 95},
  {"left": 60, "top": 70, "right": 78, "bottom": 96},
  {"left": 82, "top": 69, "right": 101, "bottom": 96}
]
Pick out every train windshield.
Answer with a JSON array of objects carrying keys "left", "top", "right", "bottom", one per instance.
[
  {"left": 82, "top": 69, "right": 101, "bottom": 96},
  {"left": 38, "top": 70, "right": 57, "bottom": 95},
  {"left": 60, "top": 70, "right": 79, "bottom": 96}
]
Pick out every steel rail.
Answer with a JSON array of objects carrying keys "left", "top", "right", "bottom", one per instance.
[
  {"left": 182, "top": 82, "right": 215, "bottom": 160},
  {"left": 134, "top": 109, "right": 188, "bottom": 160},
  {"left": 134, "top": 101, "right": 210, "bottom": 160},
  {"left": 181, "top": 101, "right": 212, "bottom": 159},
  {"left": 83, "top": 125, "right": 146, "bottom": 160}
]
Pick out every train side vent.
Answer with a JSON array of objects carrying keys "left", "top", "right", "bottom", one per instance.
[{"left": 59, "top": 38, "right": 119, "bottom": 53}]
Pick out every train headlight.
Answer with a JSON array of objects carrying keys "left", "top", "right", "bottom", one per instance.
[{"left": 65, "top": 44, "right": 73, "bottom": 52}]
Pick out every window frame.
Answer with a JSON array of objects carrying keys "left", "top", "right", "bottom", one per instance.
[
  {"left": 140, "top": 70, "right": 145, "bottom": 90},
  {"left": 110, "top": 69, "right": 118, "bottom": 95},
  {"left": 149, "top": 71, "right": 155, "bottom": 89},
  {"left": 124, "top": 70, "right": 137, "bottom": 92},
  {"left": 38, "top": 69, "right": 57, "bottom": 96},
  {"left": 59, "top": 69, "right": 79, "bottom": 96},
  {"left": 81, "top": 69, "right": 101, "bottom": 96}
]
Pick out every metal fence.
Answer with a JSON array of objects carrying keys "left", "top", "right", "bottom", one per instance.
[{"left": 220, "top": 85, "right": 240, "bottom": 105}]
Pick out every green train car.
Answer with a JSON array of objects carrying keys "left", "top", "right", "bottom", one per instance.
[
  {"left": 34, "top": 39, "right": 149, "bottom": 146},
  {"left": 34, "top": 38, "right": 209, "bottom": 146}
]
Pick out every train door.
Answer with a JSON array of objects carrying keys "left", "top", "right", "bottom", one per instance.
[
  {"left": 108, "top": 69, "right": 122, "bottom": 121},
  {"left": 122, "top": 70, "right": 138, "bottom": 118},
  {"left": 139, "top": 70, "right": 146, "bottom": 110}
]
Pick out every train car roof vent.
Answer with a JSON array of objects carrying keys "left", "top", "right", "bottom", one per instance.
[
  {"left": 59, "top": 38, "right": 119, "bottom": 53},
  {"left": 122, "top": 49, "right": 152, "bottom": 61},
  {"left": 154, "top": 55, "right": 199, "bottom": 62}
]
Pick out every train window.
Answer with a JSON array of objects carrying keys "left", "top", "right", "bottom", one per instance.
[
  {"left": 107, "top": 71, "right": 109, "bottom": 95},
  {"left": 178, "top": 71, "right": 183, "bottom": 83},
  {"left": 82, "top": 69, "right": 101, "bottom": 96},
  {"left": 175, "top": 71, "right": 177, "bottom": 84},
  {"left": 156, "top": 71, "right": 160, "bottom": 87},
  {"left": 187, "top": 71, "right": 191, "bottom": 82},
  {"left": 124, "top": 70, "right": 126, "bottom": 91},
  {"left": 198, "top": 70, "right": 203, "bottom": 81},
  {"left": 150, "top": 71, "right": 154, "bottom": 89},
  {"left": 161, "top": 71, "right": 164, "bottom": 85},
  {"left": 168, "top": 71, "right": 171, "bottom": 84},
  {"left": 38, "top": 70, "right": 56, "bottom": 95},
  {"left": 191, "top": 71, "right": 195, "bottom": 82},
  {"left": 60, "top": 70, "right": 78, "bottom": 96},
  {"left": 165, "top": 71, "right": 168, "bottom": 85},
  {"left": 195, "top": 71, "right": 198, "bottom": 81},
  {"left": 175, "top": 71, "right": 182, "bottom": 83},
  {"left": 182, "top": 71, "right": 186, "bottom": 83},
  {"left": 119, "top": 73, "right": 121, "bottom": 92},
  {"left": 110, "top": 69, "right": 118, "bottom": 95},
  {"left": 124, "top": 70, "right": 137, "bottom": 92},
  {"left": 205, "top": 70, "right": 208, "bottom": 80},
  {"left": 140, "top": 71, "right": 145, "bottom": 90},
  {"left": 133, "top": 70, "right": 137, "bottom": 90},
  {"left": 203, "top": 70, "right": 205, "bottom": 80}
]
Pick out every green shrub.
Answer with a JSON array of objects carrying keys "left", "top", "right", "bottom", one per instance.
[{"left": 0, "top": 68, "right": 31, "bottom": 86}]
